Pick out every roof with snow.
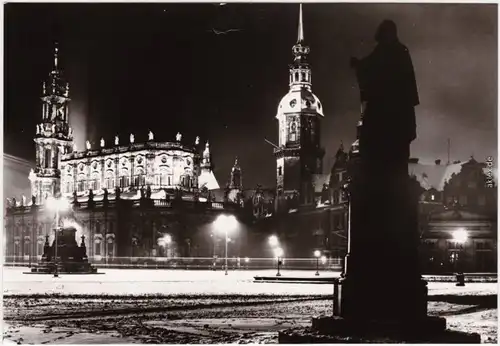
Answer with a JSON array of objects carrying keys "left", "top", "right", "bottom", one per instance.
[
  {"left": 408, "top": 162, "right": 463, "bottom": 191},
  {"left": 408, "top": 159, "right": 498, "bottom": 191}
]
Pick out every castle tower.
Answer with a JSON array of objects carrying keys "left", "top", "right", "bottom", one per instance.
[
  {"left": 274, "top": 4, "right": 325, "bottom": 205},
  {"left": 30, "top": 43, "right": 74, "bottom": 204}
]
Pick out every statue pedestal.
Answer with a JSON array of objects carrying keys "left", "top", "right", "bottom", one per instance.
[
  {"left": 279, "top": 315, "right": 481, "bottom": 343},
  {"left": 26, "top": 227, "right": 99, "bottom": 275}
]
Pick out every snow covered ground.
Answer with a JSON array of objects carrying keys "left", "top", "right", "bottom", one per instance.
[
  {"left": 3, "top": 267, "right": 340, "bottom": 296},
  {"left": 3, "top": 267, "right": 497, "bottom": 344},
  {"left": 3, "top": 267, "right": 497, "bottom": 297}
]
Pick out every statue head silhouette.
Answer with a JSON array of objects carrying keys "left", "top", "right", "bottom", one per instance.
[{"left": 375, "top": 20, "right": 399, "bottom": 44}]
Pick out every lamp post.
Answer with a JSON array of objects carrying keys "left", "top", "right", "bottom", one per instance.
[
  {"left": 274, "top": 247, "right": 283, "bottom": 276},
  {"left": 210, "top": 232, "right": 217, "bottom": 270},
  {"left": 46, "top": 196, "right": 70, "bottom": 278},
  {"left": 213, "top": 214, "right": 238, "bottom": 275},
  {"left": 268, "top": 235, "right": 280, "bottom": 272},
  {"left": 314, "top": 250, "right": 321, "bottom": 276},
  {"left": 157, "top": 234, "right": 172, "bottom": 256},
  {"left": 452, "top": 228, "right": 468, "bottom": 286}
]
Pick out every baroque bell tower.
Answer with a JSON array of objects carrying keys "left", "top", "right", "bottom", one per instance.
[
  {"left": 274, "top": 4, "right": 325, "bottom": 205},
  {"left": 30, "top": 43, "right": 74, "bottom": 204}
]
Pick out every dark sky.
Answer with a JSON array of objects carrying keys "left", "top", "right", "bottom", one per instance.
[{"left": 4, "top": 2, "right": 497, "bottom": 188}]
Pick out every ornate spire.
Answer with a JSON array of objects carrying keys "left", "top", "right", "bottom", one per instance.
[
  {"left": 297, "top": 3, "right": 304, "bottom": 43},
  {"left": 289, "top": 4, "right": 311, "bottom": 90},
  {"left": 292, "top": 4, "right": 310, "bottom": 62}
]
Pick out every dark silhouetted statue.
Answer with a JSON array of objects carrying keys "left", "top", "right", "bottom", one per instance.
[
  {"left": 343, "top": 19, "right": 425, "bottom": 320},
  {"left": 351, "top": 19, "right": 418, "bottom": 175}
]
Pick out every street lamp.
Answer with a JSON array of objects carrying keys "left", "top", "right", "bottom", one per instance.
[
  {"left": 213, "top": 214, "right": 238, "bottom": 275},
  {"left": 452, "top": 228, "right": 468, "bottom": 286},
  {"left": 274, "top": 247, "right": 283, "bottom": 277},
  {"left": 314, "top": 250, "right": 321, "bottom": 276},
  {"left": 268, "top": 235, "right": 279, "bottom": 247},
  {"left": 46, "top": 196, "right": 70, "bottom": 278},
  {"left": 157, "top": 234, "right": 172, "bottom": 257}
]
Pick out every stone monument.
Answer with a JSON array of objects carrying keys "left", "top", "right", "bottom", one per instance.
[
  {"left": 279, "top": 20, "right": 480, "bottom": 343},
  {"left": 29, "top": 226, "right": 98, "bottom": 274}
]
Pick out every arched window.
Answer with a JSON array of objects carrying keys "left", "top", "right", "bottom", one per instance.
[
  {"left": 288, "top": 121, "right": 298, "bottom": 142},
  {"left": 134, "top": 168, "right": 145, "bottom": 187},
  {"left": 105, "top": 171, "right": 115, "bottom": 189},
  {"left": 119, "top": 168, "right": 129, "bottom": 188},
  {"left": 95, "top": 239, "right": 101, "bottom": 256},
  {"left": 37, "top": 239, "right": 44, "bottom": 257},
  {"left": 77, "top": 174, "right": 86, "bottom": 192},
  {"left": 23, "top": 239, "right": 30, "bottom": 257},
  {"left": 107, "top": 235, "right": 115, "bottom": 258},
  {"left": 91, "top": 172, "right": 100, "bottom": 191},
  {"left": 44, "top": 149, "right": 51, "bottom": 169},
  {"left": 294, "top": 71, "right": 299, "bottom": 82},
  {"left": 301, "top": 72, "right": 306, "bottom": 82}
]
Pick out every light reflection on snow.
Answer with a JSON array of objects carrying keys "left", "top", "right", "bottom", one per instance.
[{"left": 3, "top": 267, "right": 337, "bottom": 297}]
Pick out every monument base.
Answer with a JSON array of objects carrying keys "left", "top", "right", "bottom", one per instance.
[
  {"left": 28, "top": 261, "right": 98, "bottom": 274},
  {"left": 278, "top": 315, "right": 481, "bottom": 343}
]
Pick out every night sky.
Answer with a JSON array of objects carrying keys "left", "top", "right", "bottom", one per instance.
[{"left": 4, "top": 2, "right": 498, "bottom": 188}]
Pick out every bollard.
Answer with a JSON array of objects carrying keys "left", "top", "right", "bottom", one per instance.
[
  {"left": 456, "top": 272, "right": 465, "bottom": 286},
  {"left": 333, "top": 279, "right": 341, "bottom": 316}
]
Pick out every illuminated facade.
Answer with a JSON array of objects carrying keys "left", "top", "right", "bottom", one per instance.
[
  {"left": 28, "top": 44, "right": 219, "bottom": 205},
  {"left": 5, "top": 6, "right": 342, "bottom": 265}
]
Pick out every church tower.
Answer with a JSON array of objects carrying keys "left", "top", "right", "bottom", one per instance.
[
  {"left": 30, "top": 43, "right": 74, "bottom": 204},
  {"left": 274, "top": 4, "right": 325, "bottom": 205}
]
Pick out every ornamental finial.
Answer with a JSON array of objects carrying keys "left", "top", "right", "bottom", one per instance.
[{"left": 53, "top": 42, "right": 59, "bottom": 69}]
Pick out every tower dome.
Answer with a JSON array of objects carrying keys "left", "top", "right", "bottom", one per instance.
[{"left": 277, "top": 88, "right": 324, "bottom": 117}]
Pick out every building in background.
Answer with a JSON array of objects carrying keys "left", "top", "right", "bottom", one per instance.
[
  {"left": 329, "top": 151, "right": 498, "bottom": 273},
  {"left": 3, "top": 154, "right": 34, "bottom": 208}
]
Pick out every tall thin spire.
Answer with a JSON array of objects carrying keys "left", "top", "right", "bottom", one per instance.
[
  {"left": 297, "top": 4, "right": 304, "bottom": 43},
  {"left": 53, "top": 42, "right": 59, "bottom": 70}
]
